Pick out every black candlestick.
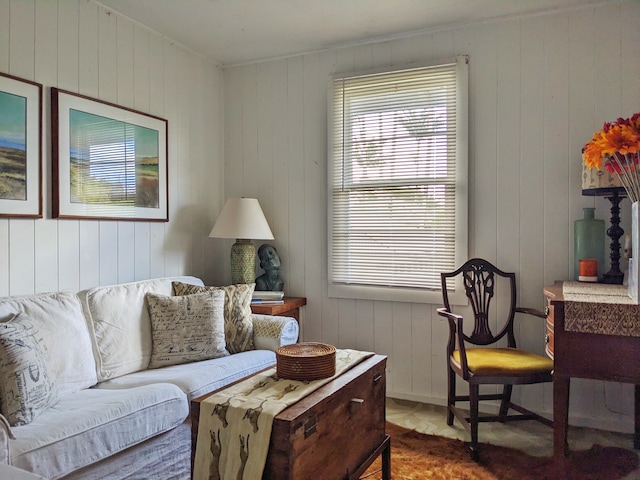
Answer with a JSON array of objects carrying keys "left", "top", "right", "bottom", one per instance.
[{"left": 582, "top": 187, "right": 626, "bottom": 285}]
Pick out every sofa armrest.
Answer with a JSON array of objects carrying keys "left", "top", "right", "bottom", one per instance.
[
  {"left": 0, "top": 413, "right": 15, "bottom": 465},
  {"left": 251, "top": 314, "right": 299, "bottom": 352}
]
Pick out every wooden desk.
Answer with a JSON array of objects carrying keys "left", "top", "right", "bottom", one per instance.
[
  {"left": 250, "top": 296, "right": 306, "bottom": 322},
  {"left": 544, "top": 282, "right": 640, "bottom": 475}
]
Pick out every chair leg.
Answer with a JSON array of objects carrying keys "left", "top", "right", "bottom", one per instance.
[
  {"left": 447, "top": 366, "right": 456, "bottom": 426},
  {"left": 469, "top": 383, "right": 479, "bottom": 461},
  {"left": 499, "top": 384, "right": 513, "bottom": 419}
]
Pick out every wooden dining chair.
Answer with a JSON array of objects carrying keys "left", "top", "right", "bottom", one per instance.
[{"left": 437, "top": 258, "right": 553, "bottom": 460}]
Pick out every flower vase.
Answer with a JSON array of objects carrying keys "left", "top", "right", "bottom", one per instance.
[
  {"left": 574, "top": 207, "right": 605, "bottom": 282},
  {"left": 629, "top": 201, "right": 640, "bottom": 303}
]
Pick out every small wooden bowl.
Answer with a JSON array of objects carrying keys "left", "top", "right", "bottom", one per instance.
[{"left": 276, "top": 342, "right": 336, "bottom": 380}]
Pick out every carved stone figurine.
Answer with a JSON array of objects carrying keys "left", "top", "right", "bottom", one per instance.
[{"left": 255, "top": 244, "right": 284, "bottom": 291}]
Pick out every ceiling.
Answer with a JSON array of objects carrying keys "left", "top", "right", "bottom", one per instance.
[{"left": 98, "top": 0, "right": 606, "bottom": 66}]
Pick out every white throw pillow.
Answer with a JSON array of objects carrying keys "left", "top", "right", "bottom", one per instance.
[
  {"left": 0, "top": 291, "right": 97, "bottom": 396},
  {"left": 79, "top": 276, "right": 204, "bottom": 381},
  {"left": 146, "top": 290, "right": 227, "bottom": 368},
  {"left": 0, "top": 313, "right": 58, "bottom": 426}
]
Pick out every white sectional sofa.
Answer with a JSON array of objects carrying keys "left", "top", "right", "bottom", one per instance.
[{"left": 0, "top": 276, "right": 299, "bottom": 479}]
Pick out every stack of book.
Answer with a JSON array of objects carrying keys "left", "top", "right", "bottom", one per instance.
[{"left": 251, "top": 291, "right": 285, "bottom": 305}]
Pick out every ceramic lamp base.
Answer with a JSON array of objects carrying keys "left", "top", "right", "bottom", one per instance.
[{"left": 230, "top": 239, "right": 256, "bottom": 284}]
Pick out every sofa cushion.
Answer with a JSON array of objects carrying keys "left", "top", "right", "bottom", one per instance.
[
  {"left": 8, "top": 383, "right": 187, "bottom": 479},
  {"left": 172, "top": 281, "right": 255, "bottom": 353},
  {"left": 93, "top": 349, "right": 276, "bottom": 401},
  {"left": 0, "top": 291, "right": 97, "bottom": 397},
  {"left": 0, "top": 313, "right": 58, "bottom": 426},
  {"left": 79, "top": 276, "right": 204, "bottom": 382},
  {"left": 146, "top": 291, "right": 227, "bottom": 368}
]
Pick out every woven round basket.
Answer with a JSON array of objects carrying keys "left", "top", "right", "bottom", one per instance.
[{"left": 276, "top": 342, "right": 336, "bottom": 380}]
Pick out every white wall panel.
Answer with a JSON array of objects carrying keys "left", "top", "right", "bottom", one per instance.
[
  {"left": 98, "top": 222, "right": 118, "bottom": 286},
  {"left": 430, "top": 305, "right": 449, "bottom": 399},
  {"left": 1, "top": 0, "right": 224, "bottom": 295},
  {"left": 79, "top": 222, "right": 99, "bottom": 290},
  {"left": 470, "top": 24, "right": 499, "bottom": 262},
  {"left": 410, "top": 303, "right": 431, "bottom": 398},
  {"left": 373, "top": 301, "right": 393, "bottom": 389},
  {"left": 391, "top": 302, "right": 412, "bottom": 394},
  {"left": 517, "top": 13, "right": 549, "bottom": 414},
  {"left": 8, "top": 0, "right": 34, "bottom": 77},
  {"left": 78, "top": 0, "right": 98, "bottom": 98},
  {"left": 94, "top": 4, "right": 119, "bottom": 288},
  {"left": 9, "top": 220, "right": 35, "bottom": 295},
  {"left": 285, "top": 56, "right": 305, "bottom": 298},
  {"left": 519, "top": 15, "right": 546, "bottom": 321},
  {"left": 132, "top": 25, "right": 151, "bottom": 281},
  {"left": 34, "top": 0, "right": 59, "bottom": 294},
  {"left": 0, "top": 0, "right": 9, "bottom": 73},
  {"left": 223, "top": 1, "right": 640, "bottom": 432},
  {"left": 0, "top": 0, "right": 8, "bottom": 289},
  {"left": 56, "top": 0, "right": 81, "bottom": 293},
  {"left": 496, "top": 21, "right": 521, "bottom": 272},
  {"left": 0, "top": 220, "right": 7, "bottom": 297},
  {"left": 161, "top": 40, "right": 183, "bottom": 278}
]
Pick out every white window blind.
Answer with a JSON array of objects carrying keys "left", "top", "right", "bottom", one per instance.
[{"left": 328, "top": 56, "right": 468, "bottom": 303}]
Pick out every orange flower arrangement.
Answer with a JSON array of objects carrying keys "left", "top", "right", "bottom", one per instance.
[{"left": 583, "top": 113, "right": 640, "bottom": 202}]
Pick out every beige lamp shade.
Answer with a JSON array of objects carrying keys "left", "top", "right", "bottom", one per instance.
[
  {"left": 209, "top": 198, "right": 274, "bottom": 240},
  {"left": 209, "top": 198, "right": 274, "bottom": 284},
  {"left": 582, "top": 163, "right": 622, "bottom": 191}
]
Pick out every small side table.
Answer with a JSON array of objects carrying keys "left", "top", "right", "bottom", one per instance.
[{"left": 250, "top": 297, "right": 306, "bottom": 322}]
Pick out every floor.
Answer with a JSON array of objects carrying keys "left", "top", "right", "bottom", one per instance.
[{"left": 385, "top": 398, "right": 640, "bottom": 478}]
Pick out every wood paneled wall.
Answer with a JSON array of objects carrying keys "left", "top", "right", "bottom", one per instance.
[
  {"left": 0, "top": 0, "right": 225, "bottom": 295},
  {"left": 223, "top": 1, "right": 640, "bottom": 432},
  {"left": 2, "top": 0, "right": 639, "bottom": 434}
]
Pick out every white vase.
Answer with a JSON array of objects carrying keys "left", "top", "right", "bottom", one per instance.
[{"left": 629, "top": 201, "right": 640, "bottom": 303}]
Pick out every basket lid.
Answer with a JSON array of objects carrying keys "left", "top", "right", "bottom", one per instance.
[{"left": 276, "top": 342, "right": 336, "bottom": 358}]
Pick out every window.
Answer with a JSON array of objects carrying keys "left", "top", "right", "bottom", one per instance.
[{"left": 328, "top": 56, "right": 468, "bottom": 304}]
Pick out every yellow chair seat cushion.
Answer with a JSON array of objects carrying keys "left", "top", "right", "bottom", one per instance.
[{"left": 452, "top": 347, "right": 553, "bottom": 376}]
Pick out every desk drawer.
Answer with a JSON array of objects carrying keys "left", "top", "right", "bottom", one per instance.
[{"left": 545, "top": 302, "right": 554, "bottom": 360}]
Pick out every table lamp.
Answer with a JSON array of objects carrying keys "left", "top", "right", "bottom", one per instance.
[
  {"left": 581, "top": 163, "right": 626, "bottom": 284},
  {"left": 209, "top": 198, "right": 274, "bottom": 284}
]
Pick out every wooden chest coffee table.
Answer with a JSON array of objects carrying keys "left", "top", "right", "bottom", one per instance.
[{"left": 191, "top": 353, "right": 389, "bottom": 480}]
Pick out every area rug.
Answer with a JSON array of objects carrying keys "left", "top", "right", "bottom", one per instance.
[{"left": 362, "top": 422, "right": 639, "bottom": 480}]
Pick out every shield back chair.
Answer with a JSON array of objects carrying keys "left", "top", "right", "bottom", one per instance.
[{"left": 437, "top": 258, "right": 553, "bottom": 460}]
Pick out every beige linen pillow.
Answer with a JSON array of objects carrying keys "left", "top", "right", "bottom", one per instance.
[
  {"left": 146, "top": 290, "right": 227, "bottom": 368},
  {"left": 172, "top": 282, "right": 255, "bottom": 354},
  {"left": 0, "top": 313, "right": 58, "bottom": 426}
]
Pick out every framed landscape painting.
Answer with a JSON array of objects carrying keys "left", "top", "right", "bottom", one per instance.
[
  {"left": 0, "top": 72, "right": 42, "bottom": 218},
  {"left": 51, "top": 88, "right": 168, "bottom": 221}
]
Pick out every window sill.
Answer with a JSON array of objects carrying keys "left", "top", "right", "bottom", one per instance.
[{"left": 328, "top": 283, "right": 467, "bottom": 305}]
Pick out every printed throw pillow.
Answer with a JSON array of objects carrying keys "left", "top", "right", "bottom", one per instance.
[
  {"left": 146, "top": 290, "right": 227, "bottom": 369},
  {"left": 172, "top": 282, "right": 255, "bottom": 354},
  {"left": 0, "top": 313, "right": 58, "bottom": 426}
]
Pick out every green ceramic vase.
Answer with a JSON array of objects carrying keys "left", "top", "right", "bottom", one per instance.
[{"left": 574, "top": 207, "right": 605, "bottom": 281}]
